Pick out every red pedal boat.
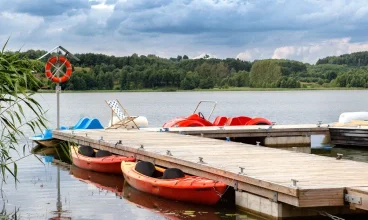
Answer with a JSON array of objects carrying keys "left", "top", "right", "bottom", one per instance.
[
  {"left": 71, "top": 146, "right": 135, "bottom": 174},
  {"left": 163, "top": 101, "right": 272, "bottom": 127},
  {"left": 121, "top": 161, "right": 227, "bottom": 205}
]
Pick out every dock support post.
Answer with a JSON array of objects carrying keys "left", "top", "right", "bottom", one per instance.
[
  {"left": 235, "top": 191, "right": 363, "bottom": 219},
  {"left": 264, "top": 136, "right": 311, "bottom": 147},
  {"left": 236, "top": 191, "right": 281, "bottom": 218},
  {"left": 321, "top": 133, "right": 331, "bottom": 145}
]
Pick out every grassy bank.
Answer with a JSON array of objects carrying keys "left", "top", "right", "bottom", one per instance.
[{"left": 37, "top": 86, "right": 368, "bottom": 93}]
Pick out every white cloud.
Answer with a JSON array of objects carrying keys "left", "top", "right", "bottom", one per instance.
[
  {"left": 192, "top": 53, "right": 217, "bottom": 59},
  {"left": 1, "top": 0, "right": 368, "bottom": 62},
  {"left": 272, "top": 38, "right": 368, "bottom": 64},
  {"left": 236, "top": 52, "right": 253, "bottom": 61},
  {"left": 236, "top": 48, "right": 270, "bottom": 61},
  {"left": 0, "top": 12, "right": 43, "bottom": 35}
]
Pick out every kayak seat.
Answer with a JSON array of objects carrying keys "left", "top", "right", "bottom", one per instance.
[
  {"left": 95, "top": 150, "right": 112, "bottom": 157},
  {"left": 135, "top": 161, "right": 155, "bottom": 177},
  {"left": 162, "top": 168, "right": 185, "bottom": 179},
  {"left": 78, "top": 145, "right": 95, "bottom": 157},
  {"left": 187, "top": 114, "right": 201, "bottom": 120}
]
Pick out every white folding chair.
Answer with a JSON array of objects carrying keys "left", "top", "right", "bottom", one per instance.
[{"left": 105, "top": 100, "right": 139, "bottom": 129}]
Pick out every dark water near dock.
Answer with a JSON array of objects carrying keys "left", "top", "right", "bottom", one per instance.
[{"left": 2, "top": 90, "right": 368, "bottom": 219}]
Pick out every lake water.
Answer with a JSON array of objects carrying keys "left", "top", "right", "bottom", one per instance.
[{"left": 2, "top": 90, "right": 368, "bottom": 219}]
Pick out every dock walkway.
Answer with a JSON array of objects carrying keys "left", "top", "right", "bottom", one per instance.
[
  {"left": 53, "top": 128, "right": 368, "bottom": 214},
  {"left": 143, "top": 124, "right": 329, "bottom": 138},
  {"left": 144, "top": 124, "right": 330, "bottom": 147}
]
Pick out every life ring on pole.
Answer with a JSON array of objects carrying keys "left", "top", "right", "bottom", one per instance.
[{"left": 45, "top": 56, "right": 72, "bottom": 83}]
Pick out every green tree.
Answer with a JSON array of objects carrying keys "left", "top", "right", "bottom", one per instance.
[
  {"left": 199, "top": 77, "right": 214, "bottom": 89},
  {"left": 180, "top": 77, "right": 195, "bottom": 90},
  {"left": 250, "top": 60, "right": 282, "bottom": 87}
]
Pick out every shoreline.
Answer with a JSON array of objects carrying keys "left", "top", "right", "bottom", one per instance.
[{"left": 37, "top": 87, "right": 368, "bottom": 93}]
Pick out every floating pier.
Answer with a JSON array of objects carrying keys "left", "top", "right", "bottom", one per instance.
[
  {"left": 145, "top": 124, "right": 330, "bottom": 147},
  {"left": 53, "top": 127, "right": 368, "bottom": 219}
]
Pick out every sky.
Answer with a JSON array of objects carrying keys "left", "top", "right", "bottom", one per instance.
[{"left": 1, "top": 0, "right": 368, "bottom": 64}]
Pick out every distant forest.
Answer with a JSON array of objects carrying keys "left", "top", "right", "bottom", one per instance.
[{"left": 20, "top": 50, "right": 368, "bottom": 90}]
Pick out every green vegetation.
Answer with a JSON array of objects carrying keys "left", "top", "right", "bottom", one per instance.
[
  {"left": 0, "top": 41, "right": 46, "bottom": 186},
  {"left": 19, "top": 49, "right": 368, "bottom": 90},
  {"left": 316, "top": 51, "right": 368, "bottom": 66},
  {"left": 249, "top": 59, "right": 304, "bottom": 88}
]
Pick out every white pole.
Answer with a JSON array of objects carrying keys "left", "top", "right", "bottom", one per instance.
[
  {"left": 55, "top": 58, "right": 61, "bottom": 130},
  {"left": 56, "top": 83, "right": 60, "bottom": 130}
]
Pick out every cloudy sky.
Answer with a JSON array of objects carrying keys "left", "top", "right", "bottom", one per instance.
[{"left": 1, "top": 0, "right": 368, "bottom": 64}]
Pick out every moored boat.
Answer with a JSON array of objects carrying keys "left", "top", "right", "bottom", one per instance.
[
  {"left": 330, "top": 112, "right": 368, "bottom": 147},
  {"left": 29, "top": 129, "right": 62, "bottom": 148},
  {"left": 337, "top": 112, "right": 368, "bottom": 125},
  {"left": 121, "top": 161, "right": 227, "bottom": 205},
  {"left": 29, "top": 117, "right": 104, "bottom": 148},
  {"left": 71, "top": 145, "right": 135, "bottom": 174},
  {"left": 163, "top": 101, "right": 272, "bottom": 128}
]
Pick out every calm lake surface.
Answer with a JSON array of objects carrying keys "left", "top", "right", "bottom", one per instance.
[{"left": 2, "top": 90, "right": 368, "bottom": 219}]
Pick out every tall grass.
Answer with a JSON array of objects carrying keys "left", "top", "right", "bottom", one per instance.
[{"left": 0, "top": 38, "right": 47, "bottom": 187}]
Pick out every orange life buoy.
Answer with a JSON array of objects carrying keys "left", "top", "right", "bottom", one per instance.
[{"left": 45, "top": 56, "right": 72, "bottom": 83}]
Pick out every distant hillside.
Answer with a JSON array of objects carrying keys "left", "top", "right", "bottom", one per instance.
[
  {"left": 18, "top": 49, "right": 368, "bottom": 90},
  {"left": 316, "top": 51, "right": 368, "bottom": 66}
]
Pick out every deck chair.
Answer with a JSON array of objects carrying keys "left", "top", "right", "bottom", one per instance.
[{"left": 105, "top": 99, "right": 139, "bottom": 129}]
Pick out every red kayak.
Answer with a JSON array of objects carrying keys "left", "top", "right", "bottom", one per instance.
[
  {"left": 71, "top": 146, "right": 135, "bottom": 174},
  {"left": 163, "top": 101, "right": 272, "bottom": 128},
  {"left": 121, "top": 161, "right": 227, "bottom": 205}
]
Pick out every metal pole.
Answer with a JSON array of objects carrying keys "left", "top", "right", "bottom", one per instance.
[
  {"left": 56, "top": 83, "right": 60, "bottom": 130},
  {"left": 55, "top": 59, "right": 61, "bottom": 130}
]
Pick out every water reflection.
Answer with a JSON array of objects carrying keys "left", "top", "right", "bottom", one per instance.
[
  {"left": 122, "top": 183, "right": 252, "bottom": 220},
  {"left": 49, "top": 166, "right": 71, "bottom": 220},
  {"left": 70, "top": 165, "right": 124, "bottom": 195},
  {"left": 0, "top": 204, "right": 19, "bottom": 220},
  {"left": 31, "top": 144, "right": 71, "bottom": 163},
  {"left": 312, "top": 146, "right": 368, "bottom": 162},
  {"left": 70, "top": 164, "right": 256, "bottom": 220}
]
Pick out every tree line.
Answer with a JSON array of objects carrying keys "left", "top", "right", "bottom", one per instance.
[{"left": 19, "top": 49, "right": 368, "bottom": 90}]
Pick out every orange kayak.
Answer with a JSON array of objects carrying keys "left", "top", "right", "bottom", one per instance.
[
  {"left": 71, "top": 146, "right": 135, "bottom": 174},
  {"left": 121, "top": 161, "right": 227, "bottom": 205}
]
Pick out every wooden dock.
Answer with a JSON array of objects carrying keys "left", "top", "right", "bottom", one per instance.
[
  {"left": 52, "top": 128, "right": 368, "bottom": 218},
  {"left": 144, "top": 124, "right": 330, "bottom": 147}
]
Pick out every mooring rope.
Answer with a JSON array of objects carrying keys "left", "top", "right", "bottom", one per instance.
[{"left": 311, "top": 210, "right": 345, "bottom": 220}]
